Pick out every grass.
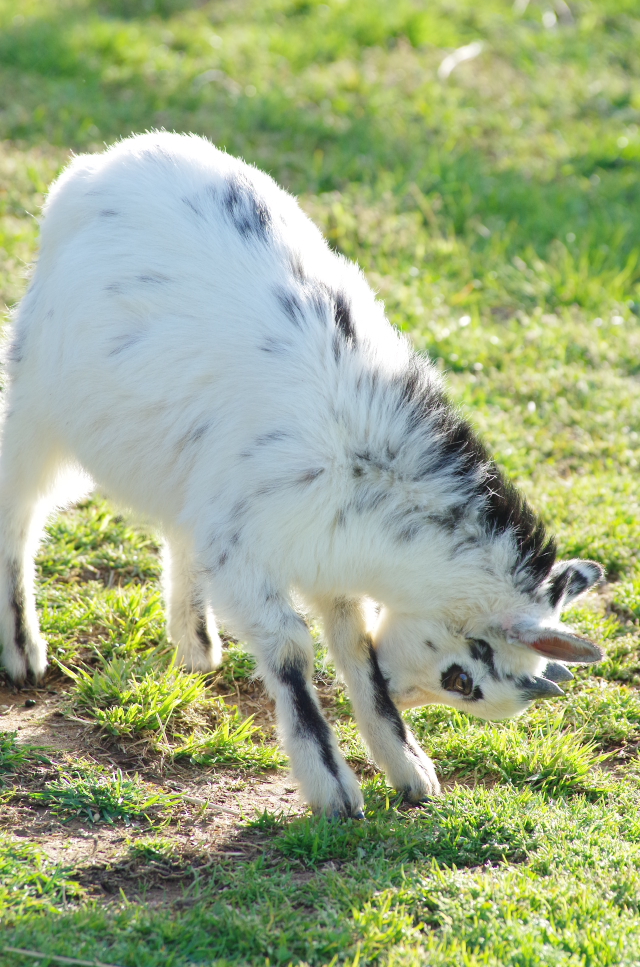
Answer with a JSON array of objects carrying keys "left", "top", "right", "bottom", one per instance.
[
  {"left": 29, "top": 764, "right": 180, "bottom": 826},
  {"left": 1, "top": 0, "right": 640, "bottom": 964}
]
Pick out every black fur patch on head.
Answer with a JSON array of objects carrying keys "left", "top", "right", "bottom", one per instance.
[
  {"left": 441, "top": 662, "right": 482, "bottom": 700},
  {"left": 277, "top": 659, "right": 340, "bottom": 778},
  {"left": 548, "top": 561, "right": 602, "bottom": 608},
  {"left": 548, "top": 567, "right": 572, "bottom": 609},
  {"left": 221, "top": 174, "right": 271, "bottom": 242},
  {"left": 468, "top": 638, "right": 498, "bottom": 679},
  {"left": 481, "top": 468, "right": 556, "bottom": 594},
  {"left": 366, "top": 641, "right": 407, "bottom": 743}
]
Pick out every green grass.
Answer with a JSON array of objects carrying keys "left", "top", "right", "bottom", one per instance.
[
  {"left": 1, "top": 0, "right": 640, "bottom": 964},
  {"left": 29, "top": 764, "right": 180, "bottom": 826},
  {"left": 0, "top": 732, "right": 49, "bottom": 782}
]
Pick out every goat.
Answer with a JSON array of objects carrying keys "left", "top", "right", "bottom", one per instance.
[{"left": 0, "top": 132, "right": 603, "bottom": 817}]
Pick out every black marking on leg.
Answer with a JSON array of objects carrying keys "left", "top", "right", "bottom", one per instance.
[
  {"left": 366, "top": 642, "right": 407, "bottom": 743},
  {"left": 278, "top": 659, "right": 340, "bottom": 779},
  {"left": 9, "top": 564, "right": 28, "bottom": 656},
  {"left": 468, "top": 638, "right": 499, "bottom": 679},
  {"left": 195, "top": 616, "right": 212, "bottom": 653}
]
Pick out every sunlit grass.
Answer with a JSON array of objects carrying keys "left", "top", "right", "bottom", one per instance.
[{"left": 1, "top": 0, "right": 640, "bottom": 964}]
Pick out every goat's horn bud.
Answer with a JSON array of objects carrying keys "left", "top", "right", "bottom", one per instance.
[
  {"left": 544, "top": 661, "right": 574, "bottom": 683},
  {"left": 519, "top": 676, "right": 565, "bottom": 700}
]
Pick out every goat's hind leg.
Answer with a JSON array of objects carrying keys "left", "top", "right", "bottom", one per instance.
[
  {"left": 0, "top": 406, "right": 67, "bottom": 683},
  {"left": 163, "top": 539, "right": 222, "bottom": 672}
]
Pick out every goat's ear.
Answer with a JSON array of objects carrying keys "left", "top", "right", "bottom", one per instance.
[
  {"left": 547, "top": 559, "right": 604, "bottom": 609},
  {"left": 510, "top": 623, "right": 604, "bottom": 664}
]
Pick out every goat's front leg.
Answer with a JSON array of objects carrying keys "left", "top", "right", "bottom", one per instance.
[
  {"left": 319, "top": 597, "right": 440, "bottom": 802},
  {"left": 232, "top": 591, "right": 364, "bottom": 817}
]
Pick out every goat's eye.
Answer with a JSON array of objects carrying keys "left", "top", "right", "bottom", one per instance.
[
  {"left": 441, "top": 665, "right": 474, "bottom": 697},
  {"left": 452, "top": 672, "right": 473, "bottom": 696}
]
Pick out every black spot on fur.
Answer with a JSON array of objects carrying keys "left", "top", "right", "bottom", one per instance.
[
  {"left": 256, "top": 430, "right": 288, "bottom": 447},
  {"left": 275, "top": 287, "right": 304, "bottom": 328},
  {"left": 332, "top": 290, "right": 356, "bottom": 360},
  {"left": 290, "top": 250, "right": 306, "bottom": 282},
  {"left": 189, "top": 423, "right": 210, "bottom": 444},
  {"left": 222, "top": 174, "right": 271, "bottom": 242},
  {"left": 367, "top": 642, "right": 407, "bottom": 743},
  {"left": 333, "top": 508, "right": 347, "bottom": 529},
  {"left": 108, "top": 332, "right": 146, "bottom": 357},
  {"left": 424, "top": 639, "right": 437, "bottom": 651},
  {"left": 9, "top": 564, "right": 28, "bottom": 656},
  {"left": 471, "top": 685, "right": 484, "bottom": 701},
  {"left": 259, "top": 338, "right": 290, "bottom": 355},
  {"left": 176, "top": 421, "right": 211, "bottom": 453},
  {"left": 100, "top": 209, "right": 119, "bottom": 217},
  {"left": 297, "top": 468, "right": 325, "bottom": 485},
  {"left": 277, "top": 659, "right": 340, "bottom": 779},
  {"left": 468, "top": 639, "right": 498, "bottom": 679},
  {"left": 216, "top": 550, "right": 229, "bottom": 570},
  {"left": 393, "top": 356, "right": 556, "bottom": 592},
  {"left": 183, "top": 197, "right": 203, "bottom": 218},
  {"left": 137, "top": 273, "right": 170, "bottom": 285},
  {"left": 7, "top": 333, "right": 24, "bottom": 364}
]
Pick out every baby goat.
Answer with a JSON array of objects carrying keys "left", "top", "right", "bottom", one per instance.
[{"left": 0, "top": 133, "right": 603, "bottom": 817}]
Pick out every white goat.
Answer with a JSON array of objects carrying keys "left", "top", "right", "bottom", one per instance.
[{"left": 0, "top": 132, "right": 603, "bottom": 817}]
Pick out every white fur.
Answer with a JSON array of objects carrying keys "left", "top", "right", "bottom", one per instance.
[{"left": 0, "top": 132, "right": 602, "bottom": 816}]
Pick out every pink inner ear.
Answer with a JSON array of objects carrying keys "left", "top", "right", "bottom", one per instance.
[{"left": 528, "top": 635, "right": 604, "bottom": 663}]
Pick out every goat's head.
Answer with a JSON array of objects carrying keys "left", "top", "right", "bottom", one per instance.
[{"left": 372, "top": 558, "right": 604, "bottom": 720}]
